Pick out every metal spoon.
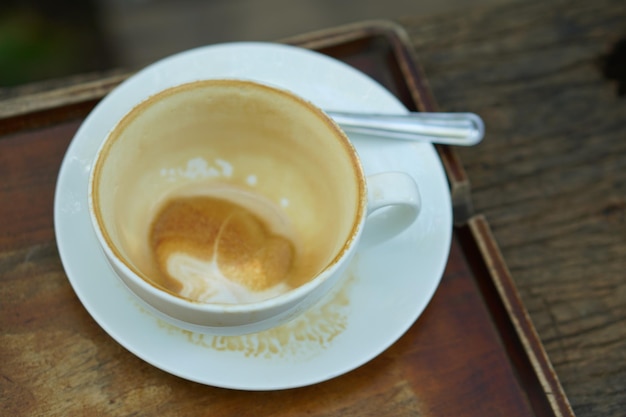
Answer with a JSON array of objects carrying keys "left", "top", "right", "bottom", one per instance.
[{"left": 326, "top": 110, "right": 484, "bottom": 146}]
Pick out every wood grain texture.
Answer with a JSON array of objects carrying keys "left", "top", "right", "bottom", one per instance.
[{"left": 401, "top": 1, "right": 626, "bottom": 416}]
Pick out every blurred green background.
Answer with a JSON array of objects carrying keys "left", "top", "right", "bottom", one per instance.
[
  {"left": 1, "top": 0, "right": 507, "bottom": 88},
  {"left": 0, "top": 0, "right": 113, "bottom": 87}
]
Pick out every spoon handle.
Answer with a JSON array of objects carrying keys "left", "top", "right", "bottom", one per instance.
[{"left": 326, "top": 111, "right": 484, "bottom": 146}]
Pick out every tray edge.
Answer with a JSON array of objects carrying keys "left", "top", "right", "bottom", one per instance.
[{"left": 467, "top": 215, "right": 576, "bottom": 417}]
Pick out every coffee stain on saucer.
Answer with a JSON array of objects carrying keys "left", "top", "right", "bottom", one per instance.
[{"left": 143, "top": 261, "right": 358, "bottom": 359}]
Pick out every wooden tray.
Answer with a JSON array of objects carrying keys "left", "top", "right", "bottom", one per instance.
[{"left": 0, "top": 21, "right": 574, "bottom": 417}]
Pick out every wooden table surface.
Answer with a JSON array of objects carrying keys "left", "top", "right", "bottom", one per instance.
[
  {"left": 399, "top": 0, "right": 625, "bottom": 415},
  {"left": 1, "top": 0, "right": 624, "bottom": 416}
]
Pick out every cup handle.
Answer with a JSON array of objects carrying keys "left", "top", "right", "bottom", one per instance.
[{"left": 359, "top": 172, "right": 421, "bottom": 249}]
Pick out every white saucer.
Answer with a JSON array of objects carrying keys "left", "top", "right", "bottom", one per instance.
[{"left": 54, "top": 42, "right": 452, "bottom": 390}]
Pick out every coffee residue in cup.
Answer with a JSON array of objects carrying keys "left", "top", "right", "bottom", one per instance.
[{"left": 150, "top": 196, "right": 295, "bottom": 304}]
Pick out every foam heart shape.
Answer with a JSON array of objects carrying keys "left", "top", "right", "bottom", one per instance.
[{"left": 150, "top": 196, "right": 294, "bottom": 304}]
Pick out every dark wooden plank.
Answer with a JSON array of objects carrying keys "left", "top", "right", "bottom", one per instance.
[
  {"left": 401, "top": 1, "right": 626, "bottom": 416},
  {"left": 0, "top": 121, "right": 80, "bottom": 250}
]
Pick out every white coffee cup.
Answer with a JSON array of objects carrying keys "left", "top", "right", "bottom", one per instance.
[{"left": 88, "top": 79, "right": 420, "bottom": 335}]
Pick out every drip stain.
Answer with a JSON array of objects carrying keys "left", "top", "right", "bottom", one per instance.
[{"left": 150, "top": 265, "right": 359, "bottom": 359}]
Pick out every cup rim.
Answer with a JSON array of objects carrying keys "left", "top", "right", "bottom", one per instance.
[{"left": 88, "top": 78, "right": 367, "bottom": 315}]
